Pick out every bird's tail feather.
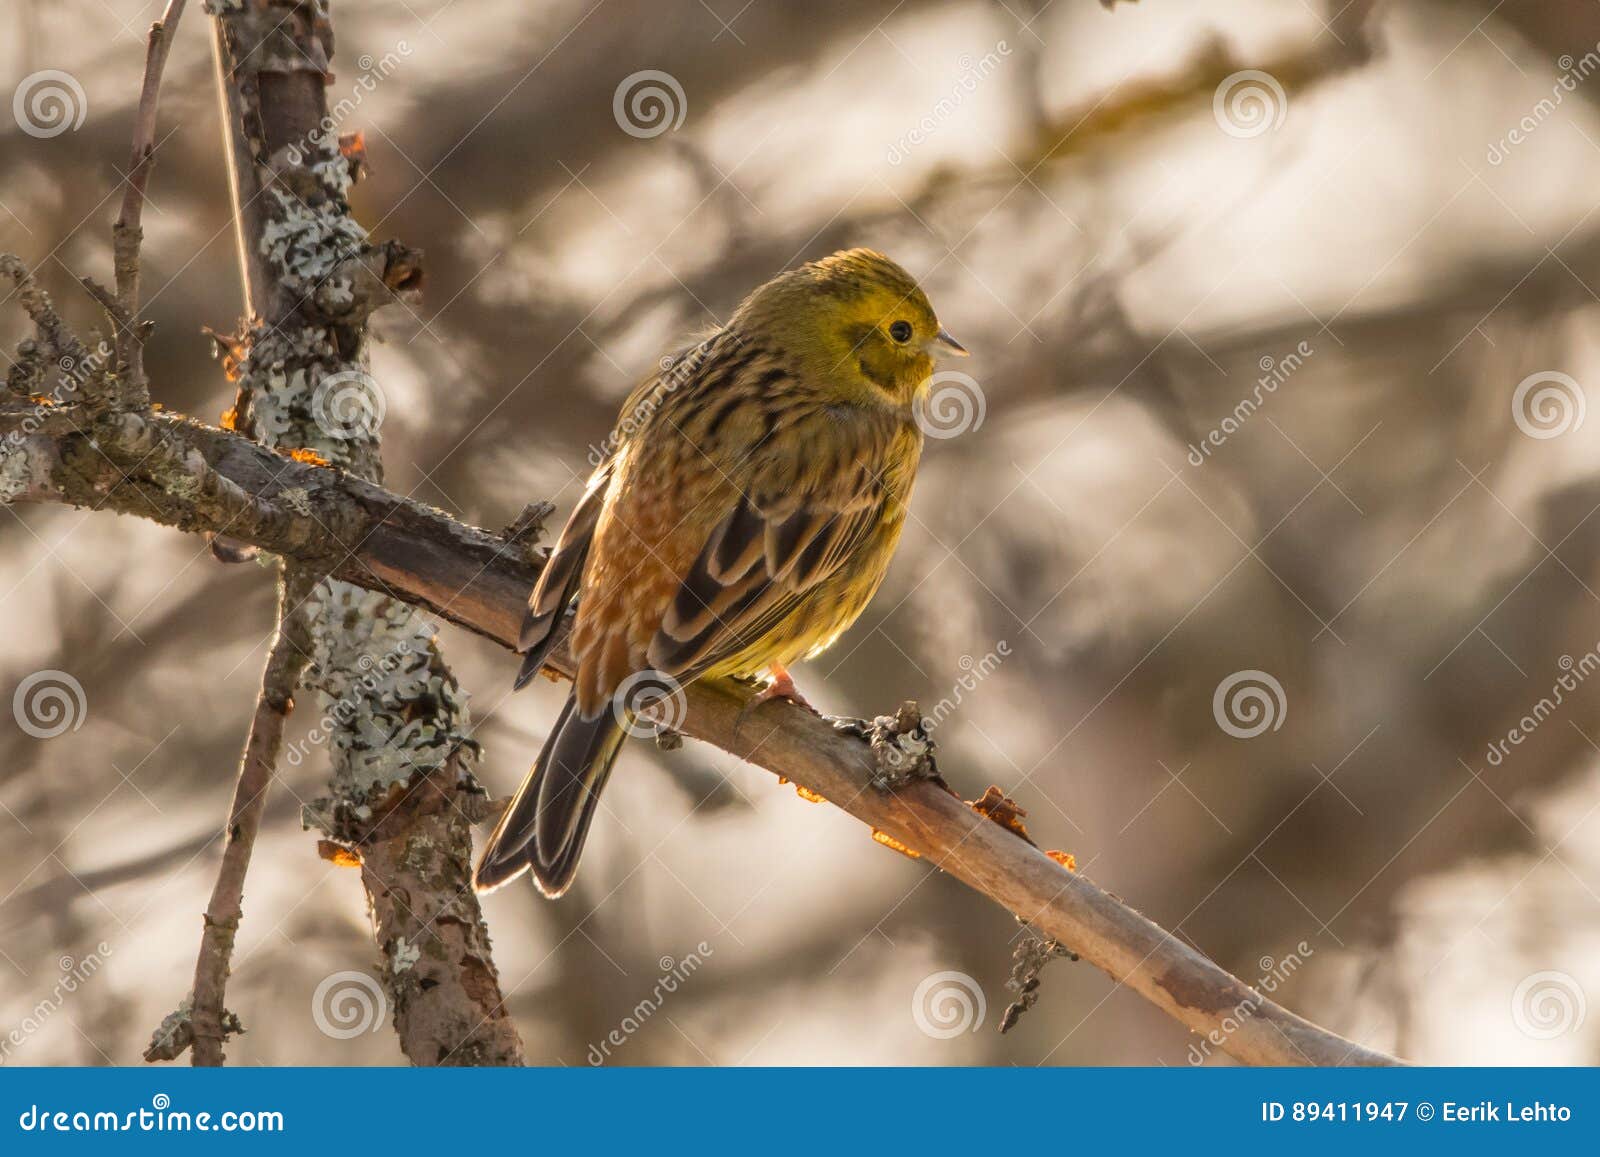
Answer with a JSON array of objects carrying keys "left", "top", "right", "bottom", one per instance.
[
  {"left": 512, "top": 621, "right": 566, "bottom": 691},
  {"left": 473, "top": 695, "right": 625, "bottom": 897}
]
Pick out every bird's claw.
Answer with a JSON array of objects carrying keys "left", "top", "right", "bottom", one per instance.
[{"left": 734, "top": 663, "right": 818, "bottom": 735}]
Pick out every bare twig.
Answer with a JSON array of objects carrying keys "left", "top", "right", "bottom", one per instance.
[
  {"left": 0, "top": 256, "right": 89, "bottom": 376},
  {"left": 113, "top": 0, "right": 188, "bottom": 388},
  {"left": 190, "top": 580, "right": 310, "bottom": 1066}
]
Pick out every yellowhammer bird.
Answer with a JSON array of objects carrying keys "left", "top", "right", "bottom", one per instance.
[{"left": 474, "top": 248, "right": 967, "bottom": 896}]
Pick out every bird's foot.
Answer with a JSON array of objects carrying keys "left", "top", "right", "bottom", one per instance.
[
  {"left": 745, "top": 663, "right": 817, "bottom": 712},
  {"left": 734, "top": 663, "right": 818, "bottom": 736}
]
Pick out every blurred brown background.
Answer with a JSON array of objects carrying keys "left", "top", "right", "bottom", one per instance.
[{"left": 3, "top": 0, "right": 1600, "bottom": 1065}]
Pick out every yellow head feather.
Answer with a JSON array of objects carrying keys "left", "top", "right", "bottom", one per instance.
[{"left": 730, "top": 248, "right": 956, "bottom": 408}]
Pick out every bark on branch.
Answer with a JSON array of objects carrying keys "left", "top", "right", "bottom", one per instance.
[
  {"left": 196, "top": 0, "right": 521, "bottom": 1066},
  {"left": 0, "top": 392, "right": 1396, "bottom": 1066}
]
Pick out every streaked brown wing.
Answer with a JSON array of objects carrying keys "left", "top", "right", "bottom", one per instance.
[
  {"left": 645, "top": 488, "right": 880, "bottom": 678},
  {"left": 514, "top": 459, "right": 613, "bottom": 689}
]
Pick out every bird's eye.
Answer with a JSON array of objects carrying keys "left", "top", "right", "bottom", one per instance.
[{"left": 889, "top": 320, "right": 914, "bottom": 343}]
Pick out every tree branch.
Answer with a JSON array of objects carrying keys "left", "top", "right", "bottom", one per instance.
[
  {"left": 191, "top": 577, "right": 310, "bottom": 1065},
  {"left": 199, "top": 0, "right": 521, "bottom": 1065},
  {"left": 113, "top": 0, "right": 188, "bottom": 389},
  {"left": 0, "top": 391, "right": 1397, "bottom": 1066}
]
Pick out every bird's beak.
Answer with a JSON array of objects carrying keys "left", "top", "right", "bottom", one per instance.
[{"left": 931, "top": 328, "right": 969, "bottom": 358}]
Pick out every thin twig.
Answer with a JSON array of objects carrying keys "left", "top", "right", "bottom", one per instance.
[
  {"left": 113, "top": 0, "right": 188, "bottom": 389},
  {"left": 190, "top": 585, "right": 309, "bottom": 1066}
]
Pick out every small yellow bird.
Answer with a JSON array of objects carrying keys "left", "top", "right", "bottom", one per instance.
[{"left": 474, "top": 248, "right": 967, "bottom": 896}]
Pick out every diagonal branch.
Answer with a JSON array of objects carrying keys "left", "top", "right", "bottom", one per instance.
[{"left": 0, "top": 393, "right": 1397, "bottom": 1067}]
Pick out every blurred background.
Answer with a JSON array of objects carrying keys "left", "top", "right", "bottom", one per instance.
[{"left": 4, "top": 0, "right": 1600, "bottom": 1066}]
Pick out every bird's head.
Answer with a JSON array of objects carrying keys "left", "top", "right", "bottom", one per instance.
[{"left": 732, "top": 248, "right": 967, "bottom": 410}]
